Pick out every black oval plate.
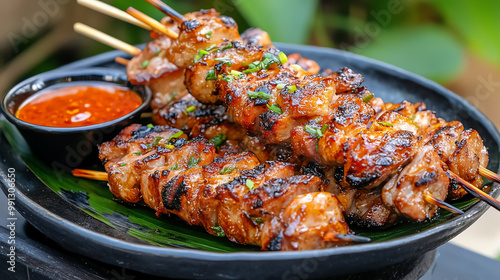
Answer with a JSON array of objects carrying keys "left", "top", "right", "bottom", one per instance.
[{"left": 1, "top": 43, "right": 499, "bottom": 280}]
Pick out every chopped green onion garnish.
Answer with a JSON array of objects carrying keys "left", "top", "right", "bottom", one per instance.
[
  {"left": 251, "top": 217, "right": 264, "bottom": 224},
  {"left": 409, "top": 115, "right": 415, "bottom": 121},
  {"left": 212, "top": 224, "right": 225, "bottom": 237},
  {"left": 220, "top": 42, "right": 233, "bottom": 51},
  {"left": 378, "top": 121, "right": 394, "bottom": 127},
  {"left": 194, "top": 49, "right": 210, "bottom": 63},
  {"left": 165, "top": 144, "right": 175, "bottom": 149},
  {"left": 220, "top": 165, "right": 236, "bottom": 175},
  {"left": 276, "top": 83, "right": 286, "bottom": 90},
  {"left": 287, "top": 85, "right": 297, "bottom": 93},
  {"left": 248, "top": 91, "right": 271, "bottom": 100},
  {"left": 209, "top": 133, "right": 227, "bottom": 149},
  {"left": 205, "top": 44, "right": 217, "bottom": 51},
  {"left": 279, "top": 52, "right": 288, "bottom": 64},
  {"left": 205, "top": 30, "right": 213, "bottom": 39},
  {"left": 231, "top": 70, "right": 242, "bottom": 76},
  {"left": 267, "top": 104, "right": 282, "bottom": 115},
  {"left": 222, "top": 75, "right": 234, "bottom": 83},
  {"left": 187, "top": 156, "right": 201, "bottom": 169},
  {"left": 205, "top": 69, "right": 216, "bottom": 80},
  {"left": 170, "top": 163, "right": 179, "bottom": 170},
  {"left": 147, "top": 123, "right": 154, "bottom": 128},
  {"left": 132, "top": 151, "right": 142, "bottom": 156},
  {"left": 148, "top": 136, "right": 163, "bottom": 148},
  {"left": 168, "top": 131, "right": 184, "bottom": 142},
  {"left": 185, "top": 106, "right": 196, "bottom": 114},
  {"left": 321, "top": 124, "right": 329, "bottom": 134},
  {"left": 243, "top": 67, "right": 260, "bottom": 74},
  {"left": 142, "top": 60, "right": 149, "bottom": 68},
  {"left": 120, "top": 163, "right": 127, "bottom": 166},
  {"left": 362, "top": 93, "right": 374, "bottom": 103},
  {"left": 230, "top": 70, "right": 245, "bottom": 78},
  {"left": 304, "top": 125, "right": 323, "bottom": 139},
  {"left": 215, "top": 57, "right": 232, "bottom": 66},
  {"left": 246, "top": 179, "right": 255, "bottom": 190}
]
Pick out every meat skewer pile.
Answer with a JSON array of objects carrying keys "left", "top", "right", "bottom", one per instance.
[
  {"left": 94, "top": 124, "right": 363, "bottom": 251},
  {"left": 72, "top": 0, "right": 500, "bottom": 251}
]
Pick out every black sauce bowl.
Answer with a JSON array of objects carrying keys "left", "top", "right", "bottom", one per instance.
[{"left": 1, "top": 68, "right": 151, "bottom": 170}]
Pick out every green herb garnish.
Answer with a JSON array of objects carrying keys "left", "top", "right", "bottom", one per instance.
[
  {"left": 220, "top": 43, "right": 233, "bottom": 51},
  {"left": 321, "top": 124, "right": 329, "bottom": 134},
  {"left": 165, "top": 144, "right": 175, "bottom": 149},
  {"left": 304, "top": 125, "right": 324, "bottom": 139},
  {"left": 170, "top": 163, "right": 179, "bottom": 170},
  {"left": 215, "top": 57, "right": 232, "bottom": 66},
  {"left": 120, "top": 163, "right": 127, "bottom": 166},
  {"left": 187, "top": 156, "right": 201, "bottom": 169},
  {"left": 248, "top": 91, "right": 271, "bottom": 100},
  {"left": 251, "top": 217, "right": 264, "bottom": 224},
  {"left": 246, "top": 179, "right": 255, "bottom": 190},
  {"left": 230, "top": 70, "right": 245, "bottom": 79},
  {"left": 205, "top": 69, "right": 216, "bottom": 80},
  {"left": 209, "top": 133, "right": 227, "bottom": 149},
  {"left": 267, "top": 104, "right": 282, "bottom": 115},
  {"left": 212, "top": 224, "right": 225, "bottom": 237},
  {"left": 205, "top": 30, "right": 213, "bottom": 39},
  {"left": 168, "top": 131, "right": 184, "bottom": 142},
  {"left": 132, "top": 151, "right": 142, "bottom": 156},
  {"left": 220, "top": 165, "right": 236, "bottom": 175},
  {"left": 147, "top": 123, "right": 154, "bottom": 128},
  {"left": 194, "top": 49, "right": 210, "bottom": 63},
  {"left": 141, "top": 60, "right": 149, "bottom": 68},
  {"left": 276, "top": 83, "right": 286, "bottom": 90},
  {"left": 362, "top": 93, "right": 374, "bottom": 103},
  {"left": 279, "top": 52, "right": 288, "bottom": 64},
  {"left": 378, "top": 121, "right": 394, "bottom": 127},
  {"left": 147, "top": 136, "right": 163, "bottom": 148},
  {"left": 287, "top": 85, "right": 297, "bottom": 93},
  {"left": 185, "top": 105, "right": 196, "bottom": 114}
]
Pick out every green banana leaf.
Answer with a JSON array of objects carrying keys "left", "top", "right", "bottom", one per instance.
[{"left": 0, "top": 119, "right": 481, "bottom": 252}]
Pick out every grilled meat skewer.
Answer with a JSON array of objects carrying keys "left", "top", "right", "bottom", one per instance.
[{"left": 98, "top": 124, "right": 354, "bottom": 250}]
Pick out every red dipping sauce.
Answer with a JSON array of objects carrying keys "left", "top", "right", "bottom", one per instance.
[{"left": 16, "top": 85, "right": 142, "bottom": 127}]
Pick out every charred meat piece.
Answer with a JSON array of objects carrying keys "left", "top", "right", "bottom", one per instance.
[
  {"left": 167, "top": 9, "right": 241, "bottom": 68},
  {"left": 382, "top": 146, "right": 449, "bottom": 221},
  {"left": 98, "top": 124, "right": 188, "bottom": 202}
]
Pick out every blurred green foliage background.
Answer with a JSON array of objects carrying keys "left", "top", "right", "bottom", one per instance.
[
  {"left": 2, "top": 0, "right": 500, "bottom": 88},
  {"left": 2, "top": 0, "right": 499, "bottom": 84},
  {"left": 1, "top": 0, "right": 500, "bottom": 258}
]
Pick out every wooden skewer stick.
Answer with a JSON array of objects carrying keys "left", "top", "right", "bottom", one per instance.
[
  {"left": 74, "top": 23, "right": 141, "bottom": 56},
  {"left": 479, "top": 166, "right": 500, "bottom": 185},
  {"left": 331, "top": 234, "right": 371, "bottom": 243},
  {"left": 126, "top": 7, "right": 179, "bottom": 39},
  {"left": 72, "top": 169, "right": 108, "bottom": 181},
  {"left": 115, "top": 57, "right": 130, "bottom": 66},
  {"left": 77, "top": 0, "right": 152, "bottom": 31},
  {"left": 450, "top": 171, "right": 500, "bottom": 212},
  {"left": 144, "top": 0, "right": 186, "bottom": 24},
  {"left": 423, "top": 193, "right": 464, "bottom": 215}
]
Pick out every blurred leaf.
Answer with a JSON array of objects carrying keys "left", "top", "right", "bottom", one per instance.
[
  {"left": 235, "top": 0, "right": 319, "bottom": 44},
  {"left": 357, "top": 25, "right": 465, "bottom": 84},
  {"left": 432, "top": 0, "right": 500, "bottom": 68}
]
